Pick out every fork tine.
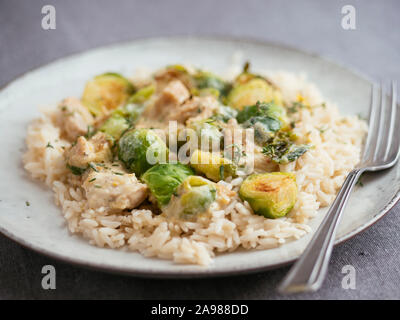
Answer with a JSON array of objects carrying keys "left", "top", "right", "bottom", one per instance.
[
  {"left": 386, "top": 81, "right": 400, "bottom": 164},
  {"left": 384, "top": 81, "right": 397, "bottom": 161},
  {"left": 362, "top": 83, "right": 379, "bottom": 161},
  {"left": 372, "top": 83, "right": 387, "bottom": 162},
  {"left": 363, "top": 84, "right": 382, "bottom": 163}
]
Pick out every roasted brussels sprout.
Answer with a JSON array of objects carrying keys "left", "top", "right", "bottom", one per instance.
[
  {"left": 227, "top": 78, "right": 282, "bottom": 110},
  {"left": 187, "top": 119, "right": 224, "bottom": 151},
  {"left": 190, "top": 149, "right": 236, "bottom": 182},
  {"left": 141, "top": 163, "right": 194, "bottom": 207},
  {"left": 118, "top": 129, "right": 168, "bottom": 176},
  {"left": 127, "top": 84, "right": 155, "bottom": 104},
  {"left": 99, "top": 113, "right": 130, "bottom": 142},
  {"left": 116, "top": 85, "right": 155, "bottom": 124},
  {"left": 236, "top": 102, "right": 289, "bottom": 144},
  {"left": 82, "top": 73, "right": 135, "bottom": 117},
  {"left": 194, "top": 71, "right": 231, "bottom": 98},
  {"left": 164, "top": 176, "right": 216, "bottom": 219},
  {"left": 239, "top": 172, "right": 297, "bottom": 219},
  {"left": 236, "top": 102, "right": 287, "bottom": 124},
  {"left": 212, "top": 105, "right": 238, "bottom": 122}
]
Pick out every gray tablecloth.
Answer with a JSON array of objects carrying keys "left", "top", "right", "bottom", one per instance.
[{"left": 1, "top": 0, "right": 399, "bottom": 300}]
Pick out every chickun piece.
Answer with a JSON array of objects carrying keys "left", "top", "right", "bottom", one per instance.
[
  {"left": 65, "top": 132, "right": 112, "bottom": 169},
  {"left": 167, "top": 95, "right": 219, "bottom": 124},
  {"left": 55, "top": 97, "right": 94, "bottom": 141},
  {"left": 144, "top": 79, "right": 190, "bottom": 120},
  {"left": 83, "top": 170, "right": 148, "bottom": 210},
  {"left": 183, "top": 96, "right": 219, "bottom": 124}
]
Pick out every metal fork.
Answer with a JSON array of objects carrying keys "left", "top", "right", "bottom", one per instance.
[{"left": 277, "top": 82, "right": 399, "bottom": 294}]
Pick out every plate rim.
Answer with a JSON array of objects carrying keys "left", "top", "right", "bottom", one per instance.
[{"left": 0, "top": 35, "right": 399, "bottom": 278}]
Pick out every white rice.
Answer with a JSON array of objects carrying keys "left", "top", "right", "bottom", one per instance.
[{"left": 22, "top": 71, "right": 367, "bottom": 266}]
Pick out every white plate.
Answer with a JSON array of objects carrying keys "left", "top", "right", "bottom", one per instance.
[{"left": 0, "top": 37, "right": 399, "bottom": 277}]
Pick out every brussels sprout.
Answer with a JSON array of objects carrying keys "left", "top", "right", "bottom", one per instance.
[
  {"left": 212, "top": 105, "right": 238, "bottom": 122},
  {"left": 239, "top": 172, "right": 297, "bottom": 219},
  {"left": 187, "top": 119, "right": 224, "bottom": 151},
  {"left": 167, "top": 64, "right": 189, "bottom": 73},
  {"left": 141, "top": 163, "right": 194, "bottom": 207},
  {"left": 194, "top": 71, "right": 231, "bottom": 98},
  {"left": 127, "top": 84, "right": 155, "bottom": 104},
  {"left": 118, "top": 129, "right": 168, "bottom": 176},
  {"left": 190, "top": 149, "right": 236, "bottom": 182},
  {"left": 82, "top": 73, "right": 135, "bottom": 117},
  {"left": 236, "top": 102, "right": 289, "bottom": 145},
  {"left": 236, "top": 102, "right": 287, "bottom": 124},
  {"left": 99, "top": 113, "right": 130, "bottom": 142},
  {"left": 164, "top": 176, "right": 216, "bottom": 219},
  {"left": 227, "top": 78, "right": 283, "bottom": 110},
  {"left": 114, "top": 85, "right": 155, "bottom": 124}
]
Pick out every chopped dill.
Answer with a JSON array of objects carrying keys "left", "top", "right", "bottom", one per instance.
[
  {"left": 88, "top": 162, "right": 99, "bottom": 172},
  {"left": 219, "top": 165, "right": 225, "bottom": 180},
  {"left": 318, "top": 126, "right": 329, "bottom": 134}
]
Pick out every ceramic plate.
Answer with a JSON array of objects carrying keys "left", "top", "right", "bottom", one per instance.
[{"left": 0, "top": 37, "right": 399, "bottom": 277}]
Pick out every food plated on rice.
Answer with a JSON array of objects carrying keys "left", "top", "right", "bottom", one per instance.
[{"left": 23, "top": 62, "right": 367, "bottom": 265}]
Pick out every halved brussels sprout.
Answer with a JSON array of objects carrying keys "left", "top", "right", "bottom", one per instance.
[
  {"left": 212, "top": 105, "right": 238, "bottom": 122},
  {"left": 227, "top": 78, "right": 283, "bottom": 110},
  {"left": 127, "top": 84, "right": 155, "bottom": 104},
  {"left": 187, "top": 119, "right": 224, "bottom": 151},
  {"left": 194, "top": 71, "right": 231, "bottom": 98},
  {"left": 239, "top": 172, "right": 297, "bottom": 219},
  {"left": 141, "top": 163, "right": 194, "bottom": 207},
  {"left": 99, "top": 113, "right": 130, "bottom": 142},
  {"left": 164, "top": 176, "right": 216, "bottom": 219},
  {"left": 82, "top": 73, "right": 135, "bottom": 117},
  {"left": 236, "top": 102, "right": 288, "bottom": 125},
  {"left": 190, "top": 149, "right": 236, "bottom": 182},
  {"left": 236, "top": 102, "right": 289, "bottom": 145},
  {"left": 115, "top": 85, "right": 155, "bottom": 124},
  {"left": 118, "top": 129, "right": 168, "bottom": 176}
]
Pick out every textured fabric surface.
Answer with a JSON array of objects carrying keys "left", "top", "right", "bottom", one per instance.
[{"left": 1, "top": 0, "right": 399, "bottom": 299}]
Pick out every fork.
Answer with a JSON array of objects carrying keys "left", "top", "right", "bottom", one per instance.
[{"left": 277, "top": 82, "right": 399, "bottom": 294}]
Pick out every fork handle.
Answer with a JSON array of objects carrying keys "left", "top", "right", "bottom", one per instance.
[{"left": 277, "top": 169, "right": 364, "bottom": 293}]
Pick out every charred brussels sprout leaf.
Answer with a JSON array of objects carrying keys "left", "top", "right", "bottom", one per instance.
[
  {"left": 141, "top": 163, "right": 194, "bottom": 207},
  {"left": 82, "top": 73, "right": 135, "bottom": 117},
  {"left": 239, "top": 172, "right": 297, "bottom": 219},
  {"left": 190, "top": 149, "right": 236, "bottom": 182},
  {"left": 262, "top": 132, "right": 310, "bottom": 164},
  {"left": 118, "top": 129, "right": 168, "bottom": 176}
]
